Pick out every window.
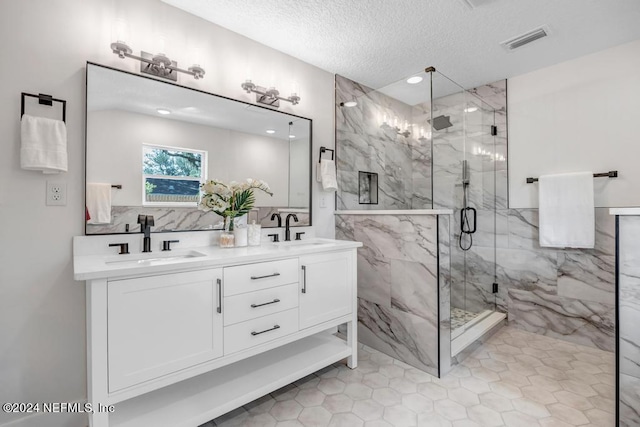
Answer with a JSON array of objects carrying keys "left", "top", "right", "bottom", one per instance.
[{"left": 142, "top": 144, "right": 207, "bottom": 205}]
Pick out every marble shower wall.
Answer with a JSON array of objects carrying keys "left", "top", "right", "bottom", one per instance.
[
  {"left": 86, "top": 205, "right": 309, "bottom": 234},
  {"left": 617, "top": 215, "right": 640, "bottom": 426},
  {"left": 335, "top": 75, "right": 432, "bottom": 210},
  {"left": 336, "top": 214, "right": 441, "bottom": 377}
]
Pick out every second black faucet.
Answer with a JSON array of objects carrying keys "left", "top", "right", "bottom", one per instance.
[{"left": 137, "top": 214, "right": 155, "bottom": 252}]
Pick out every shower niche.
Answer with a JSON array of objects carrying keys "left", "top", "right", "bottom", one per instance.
[{"left": 358, "top": 171, "right": 378, "bottom": 204}]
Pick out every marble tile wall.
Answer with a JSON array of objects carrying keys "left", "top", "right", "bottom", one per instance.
[
  {"left": 500, "top": 208, "right": 616, "bottom": 352},
  {"left": 86, "top": 206, "right": 309, "bottom": 234},
  {"left": 618, "top": 215, "right": 640, "bottom": 426},
  {"left": 335, "top": 75, "right": 431, "bottom": 211},
  {"left": 336, "top": 214, "right": 441, "bottom": 377}
]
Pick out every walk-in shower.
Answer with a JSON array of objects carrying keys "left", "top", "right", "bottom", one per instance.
[{"left": 334, "top": 68, "right": 507, "bottom": 375}]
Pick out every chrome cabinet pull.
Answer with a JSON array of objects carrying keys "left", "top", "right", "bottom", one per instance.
[
  {"left": 251, "top": 325, "right": 280, "bottom": 336},
  {"left": 251, "top": 299, "right": 280, "bottom": 308},
  {"left": 301, "top": 265, "right": 307, "bottom": 294},
  {"left": 250, "top": 272, "right": 281, "bottom": 280},
  {"left": 216, "top": 278, "right": 222, "bottom": 314}
]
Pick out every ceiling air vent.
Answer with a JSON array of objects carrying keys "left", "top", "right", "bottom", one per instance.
[{"left": 501, "top": 26, "right": 550, "bottom": 51}]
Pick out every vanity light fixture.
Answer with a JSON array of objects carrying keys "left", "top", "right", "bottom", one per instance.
[
  {"left": 110, "top": 41, "right": 205, "bottom": 81},
  {"left": 406, "top": 76, "right": 423, "bottom": 84},
  {"left": 241, "top": 80, "right": 300, "bottom": 108},
  {"left": 464, "top": 106, "right": 478, "bottom": 113},
  {"left": 156, "top": 108, "right": 171, "bottom": 115},
  {"left": 289, "top": 135, "right": 296, "bottom": 139},
  {"left": 266, "top": 129, "right": 276, "bottom": 134}
]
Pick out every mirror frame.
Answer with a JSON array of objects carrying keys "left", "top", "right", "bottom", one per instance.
[{"left": 84, "top": 62, "right": 313, "bottom": 235}]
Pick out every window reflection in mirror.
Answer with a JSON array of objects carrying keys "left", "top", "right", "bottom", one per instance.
[{"left": 85, "top": 63, "right": 311, "bottom": 235}]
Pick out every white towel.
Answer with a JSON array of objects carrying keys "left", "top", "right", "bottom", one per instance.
[
  {"left": 86, "top": 183, "right": 112, "bottom": 224},
  {"left": 319, "top": 159, "right": 338, "bottom": 192},
  {"left": 539, "top": 172, "right": 594, "bottom": 248},
  {"left": 20, "top": 114, "right": 68, "bottom": 174}
]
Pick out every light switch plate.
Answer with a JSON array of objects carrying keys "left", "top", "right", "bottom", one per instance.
[{"left": 46, "top": 181, "right": 67, "bottom": 206}]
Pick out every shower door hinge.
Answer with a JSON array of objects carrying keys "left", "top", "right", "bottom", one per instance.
[
  {"left": 492, "top": 283, "right": 499, "bottom": 294},
  {"left": 491, "top": 125, "right": 497, "bottom": 136}
]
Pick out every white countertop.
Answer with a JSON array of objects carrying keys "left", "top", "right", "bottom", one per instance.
[
  {"left": 335, "top": 209, "right": 453, "bottom": 215},
  {"left": 610, "top": 208, "right": 640, "bottom": 216},
  {"left": 73, "top": 238, "right": 362, "bottom": 281}
]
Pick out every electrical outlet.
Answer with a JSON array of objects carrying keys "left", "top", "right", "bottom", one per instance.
[
  {"left": 46, "top": 181, "right": 67, "bottom": 206},
  {"left": 320, "top": 195, "right": 327, "bottom": 208}
]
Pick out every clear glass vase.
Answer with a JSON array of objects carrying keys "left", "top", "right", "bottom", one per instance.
[{"left": 219, "top": 217, "right": 235, "bottom": 248}]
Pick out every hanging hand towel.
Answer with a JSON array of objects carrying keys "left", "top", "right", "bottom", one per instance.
[
  {"left": 86, "top": 183, "right": 112, "bottom": 224},
  {"left": 20, "top": 114, "right": 68, "bottom": 174},
  {"left": 319, "top": 159, "right": 338, "bottom": 192},
  {"left": 539, "top": 172, "right": 594, "bottom": 248}
]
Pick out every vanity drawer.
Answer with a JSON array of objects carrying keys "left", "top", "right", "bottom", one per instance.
[
  {"left": 224, "top": 283, "right": 299, "bottom": 326},
  {"left": 224, "top": 308, "right": 298, "bottom": 355},
  {"left": 223, "top": 258, "right": 298, "bottom": 296}
]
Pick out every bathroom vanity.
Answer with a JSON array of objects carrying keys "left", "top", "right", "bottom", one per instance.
[{"left": 73, "top": 235, "right": 360, "bottom": 427}]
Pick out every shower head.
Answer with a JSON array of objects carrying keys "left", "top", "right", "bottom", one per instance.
[{"left": 429, "top": 115, "right": 453, "bottom": 131}]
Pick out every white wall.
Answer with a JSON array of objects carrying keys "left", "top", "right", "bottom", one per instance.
[
  {"left": 0, "top": 1, "right": 334, "bottom": 426},
  {"left": 508, "top": 39, "right": 640, "bottom": 208},
  {"left": 87, "top": 110, "right": 291, "bottom": 207}
]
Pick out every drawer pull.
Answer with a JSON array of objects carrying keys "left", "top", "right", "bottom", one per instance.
[
  {"left": 251, "top": 325, "right": 281, "bottom": 336},
  {"left": 251, "top": 299, "right": 281, "bottom": 308},
  {"left": 250, "top": 272, "right": 281, "bottom": 280},
  {"left": 216, "top": 278, "right": 222, "bottom": 314}
]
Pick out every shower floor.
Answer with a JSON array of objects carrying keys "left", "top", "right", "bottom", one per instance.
[{"left": 451, "top": 307, "right": 493, "bottom": 339}]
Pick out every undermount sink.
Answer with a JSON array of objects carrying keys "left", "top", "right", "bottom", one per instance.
[
  {"left": 105, "top": 250, "right": 206, "bottom": 266},
  {"left": 274, "top": 238, "right": 335, "bottom": 249}
]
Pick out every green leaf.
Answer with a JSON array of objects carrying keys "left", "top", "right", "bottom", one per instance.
[{"left": 232, "top": 189, "right": 256, "bottom": 216}]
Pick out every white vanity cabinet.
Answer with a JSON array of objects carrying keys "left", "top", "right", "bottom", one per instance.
[
  {"left": 107, "top": 269, "right": 223, "bottom": 392},
  {"left": 74, "top": 237, "right": 360, "bottom": 427},
  {"left": 300, "top": 251, "right": 353, "bottom": 329}
]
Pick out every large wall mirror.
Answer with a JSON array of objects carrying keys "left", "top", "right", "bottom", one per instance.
[{"left": 85, "top": 62, "right": 311, "bottom": 235}]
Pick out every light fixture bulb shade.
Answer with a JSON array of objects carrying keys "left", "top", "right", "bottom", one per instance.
[{"left": 111, "top": 18, "right": 130, "bottom": 46}]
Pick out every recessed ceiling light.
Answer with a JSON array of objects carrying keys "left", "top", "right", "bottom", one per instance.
[
  {"left": 464, "top": 107, "right": 478, "bottom": 113},
  {"left": 342, "top": 101, "right": 358, "bottom": 107},
  {"left": 406, "top": 76, "right": 423, "bottom": 84},
  {"left": 289, "top": 135, "right": 296, "bottom": 139},
  {"left": 266, "top": 129, "right": 276, "bottom": 134},
  {"left": 157, "top": 108, "right": 171, "bottom": 115}
]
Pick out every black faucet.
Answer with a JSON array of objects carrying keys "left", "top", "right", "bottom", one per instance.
[
  {"left": 284, "top": 213, "right": 299, "bottom": 241},
  {"left": 271, "top": 212, "right": 282, "bottom": 227},
  {"left": 137, "top": 214, "right": 155, "bottom": 252}
]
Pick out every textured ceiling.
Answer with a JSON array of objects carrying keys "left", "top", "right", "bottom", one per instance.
[{"left": 161, "top": 0, "right": 640, "bottom": 90}]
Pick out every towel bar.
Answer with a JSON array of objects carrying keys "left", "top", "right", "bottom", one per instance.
[
  {"left": 319, "top": 146, "right": 334, "bottom": 163},
  {"left": 21, "top": 92, "right": 67, "bottom": 123},
  {"left": 526, "top": 171, "right": 618, "bottom": 184}
]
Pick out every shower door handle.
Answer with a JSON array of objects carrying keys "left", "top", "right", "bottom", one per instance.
[{"left": 460, "top": 207, "right": 477, "bottom": 234}]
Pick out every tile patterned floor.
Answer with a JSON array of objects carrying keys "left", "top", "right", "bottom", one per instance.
[{"left": 200, "top": 326, "right": 615, "bottom": 426}]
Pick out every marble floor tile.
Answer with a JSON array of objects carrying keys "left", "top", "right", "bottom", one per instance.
[{"left": 203, "top": 326, "right": 614, "bottom": 426}]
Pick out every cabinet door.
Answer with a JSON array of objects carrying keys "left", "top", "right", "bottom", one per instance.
[
  {"left": 107, "top": 269, "right": 223, "bottom": 392},
  {"left": 299, "top": 251, "right": 353, "bottom": 329}
]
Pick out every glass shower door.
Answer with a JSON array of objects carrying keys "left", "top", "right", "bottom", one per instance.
[{"left": 430, "top": 71, "right": 498, "bottom": 339}]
